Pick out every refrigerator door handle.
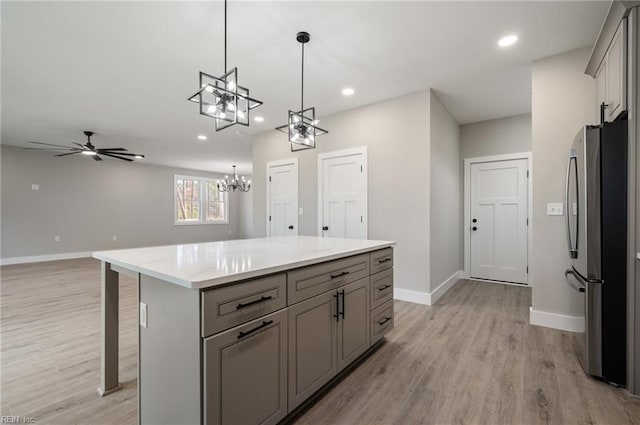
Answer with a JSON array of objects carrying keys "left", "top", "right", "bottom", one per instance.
[
  {"left": 565, "top": 154, "right": 579, "bottom": 259},
  {"left": 565, "top": 268, "right": 585, "bottom": 293}
]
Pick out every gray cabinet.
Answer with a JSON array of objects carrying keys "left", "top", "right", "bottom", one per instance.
[
  {"left": 204, "top": 310, "right": 288, "bottom": 425},
  {"left": 287, "top": 290, "right": 338, "bottom": 411},
  {"left": 337, "top": 278, "right": 370, "bottom": 371},
  {"left": 596, "top": 18, "right": 627, "bottom": 122},
  {"left": 287, "top": 277, "right": 370, "bottom": 411}
]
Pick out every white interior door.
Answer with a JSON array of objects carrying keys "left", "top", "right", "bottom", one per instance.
[
  {"left": 318, "top": 148, "right": 367, "bottom": 239},
  {"left": 470, "top": 159, "right": 528, "bottom": 283},
  {"left": 267, "top": 159, "right": 298, "bottom": 237}
]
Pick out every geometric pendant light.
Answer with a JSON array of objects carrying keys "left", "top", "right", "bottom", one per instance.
[
  {"left": 275, "top": 31, "right": 328, "bottom": 151},
  {"left": 188, "top": 0, "right": 263, "bottom": 132}
]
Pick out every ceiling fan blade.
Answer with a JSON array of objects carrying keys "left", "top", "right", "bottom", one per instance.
[
  {"left": 23, "top": 147, "right": 75, "bottom": 151},
  {"left": 54, "top": 151, "right": 82, "bottom": 157},
  {"left": 28, "top": 141, "right": 75, "bottom": 149},
  {"left": 93, "top": 155, "right": 103, "bottom": 161},
  {"left": 97, "top": 150, "right": 139, "bottom": 156},
  {"left": 72, "top": 142, "right": 87, "bottom": 148},
  {"left": 98, "top": 147, "right": 127, "bottom": 151},
  {"left": 100, "top": 152, "right": 133, "bottom": 162}
]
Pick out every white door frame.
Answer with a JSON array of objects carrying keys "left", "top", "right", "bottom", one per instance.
[
  {"left": 266, "top": 157, "right": 299, "bottom": 237},
  {"left": 463, "top": 152, "right": 533, "bottom": 286},
  {"left": 317, "top": 147, "right": 368, "bottom": 238}
]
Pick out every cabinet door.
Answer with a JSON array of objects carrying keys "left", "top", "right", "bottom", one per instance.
[
  {"left": 204, "top": 310, "right": 287, "bottom": 425},
  {"left": 606, "top": 19, "right": 627, "bottom": 121},
  {"left": 337, "top": 278, "right": 370, "bottom": 371},
  {"left": 288, "top": 291, "right": 338, "bottom": 412},
  {"left": 596, "top": 61, "right": 606, "bottom": 119}
]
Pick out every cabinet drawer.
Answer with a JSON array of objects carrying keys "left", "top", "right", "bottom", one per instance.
[
  {"left": 202, "top": 273, "right": 287, "bottom": 337},
  {"left": 371, "top": 299, "right": 394, "bottom": 345},
  {"left": 287, "top": 254, "right": 370, "bottom": 305},
  {"left": 370, "top": 248, "right": 393, "bottom": 274},
  {"left": 370, "top": 268, "right": 393, "bottom": 310}
]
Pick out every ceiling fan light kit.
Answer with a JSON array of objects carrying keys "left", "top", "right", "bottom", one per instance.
[
  {"left": 188, "top": 0, "right": 262, "bottom": 132},
  {"left": 26, "top": 131, "right": 145, "bottom": 162},
  {"left": 217, "top": 165, "right": 251, "bottom": 192},
  {"left": 275, "top": 31, "right": 328, "bottom": 152}
]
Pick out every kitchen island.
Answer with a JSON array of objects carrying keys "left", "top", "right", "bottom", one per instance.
[{"left": 93, "top": 236, "right": 395, "bottom": 425}]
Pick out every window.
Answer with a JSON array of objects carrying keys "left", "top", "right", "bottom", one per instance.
[{"left": 175, "top": 175, "right": 227, "bottom": 224}]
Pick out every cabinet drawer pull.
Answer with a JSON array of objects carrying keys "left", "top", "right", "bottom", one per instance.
[
  {"left": 378, "top": 317, "right": 392, "bottom": 326},
  {"left": 330, "top": 271, "right": 350, "bottom": 279},
  {"left": 236, "top": 295, "right": 273, "bottom": 310},
  {"left": 376, "top": 257, "right": 392, "bottom": 264},
  {"left": 237, "top": 320, "right": 273, "bottom": 339},
  {"left": 378, "top": 284, "right": 392, "bottom": 291}
]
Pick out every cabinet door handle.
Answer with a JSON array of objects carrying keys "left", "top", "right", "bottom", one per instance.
[
  {"left": 339, "top": 289, "right": 345, "bottom": 319},
  {"left": 237, "top": 320, "right": 274, "bottom": 339},
  {"left": 376, "top": 258, "right": 392, "bottom": 264},
  {"left": 378, "top": 284, "right": 392, "bottom": 291},
  {"left": 330, "top": 271, "right": 350, "bottom": 279},
  {"left": 236, "top": 295, "right": 273, "bottom": 310},
  {"left": 333, "top": 293, "right": 340, "bottom": 322},
  {"left": 378, "top": 317, "right": 392, "bottom": 326}
]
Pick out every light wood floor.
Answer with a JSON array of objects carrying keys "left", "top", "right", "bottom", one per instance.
[{"left": 1, "top": 258, "right": 639, "bottom": 425}]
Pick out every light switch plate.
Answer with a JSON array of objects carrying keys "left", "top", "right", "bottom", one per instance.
[
  {"left": 31, "top": 184, "right": 39, "bottom": 191},
  {"left": 547, "top": 203, "right": 563, "bottom": 216},
  {"left": 140, "top": 302, "right": 148, "bottom": 328}
]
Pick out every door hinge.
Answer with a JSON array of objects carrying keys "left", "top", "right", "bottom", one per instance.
[
  {"left": 360, "top": 165, "right": 363, "bottom": 172},
  {"left": 526, "top": 170, "right": 529, "bottom": 178},
  {"left": 269, "top": 176, "right": 272, "bottom": 182},
  {"left": 360, "top": 216, "right": 363, "bottom": 223},
  {"left": 526, "top": 266, "right": 529, "bottom": 274},
  {"left": 526, "top": 218, "right": 529, "bottom": 225},
  {"left": 269, "top": 215, "right": 271, "bottom": 221}
]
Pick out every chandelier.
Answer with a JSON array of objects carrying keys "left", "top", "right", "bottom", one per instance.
[
  {"left": 275, "top": 31, "right": 328, "bottom": 151},
  {"left": 217, "top": 165, "right": 251, "bottom": 192},
  {"left": 188, "top": 0, "right": 262, "bottom": 131}
]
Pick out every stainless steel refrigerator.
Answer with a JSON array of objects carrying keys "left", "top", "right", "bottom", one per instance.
[{"left": 565, "top": 120, "right": 627, "bottom": 386}]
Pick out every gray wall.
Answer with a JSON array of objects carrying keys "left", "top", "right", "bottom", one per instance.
[
  {"left": 531, "top": 47, "right": 596, "bottom": 317},
  {"left": 460, "top": 113, "right": 532, "bottom": 160},
  {"left": 1, "top": 146, "right": 239, "bottom": 259},
  {"left": 237, "top": 175, "right": 254, "bottom": 239},
  {"left": 252, "top": 91, "right": 432, "bottom": 294},
  {"left": 429, "top": 91, "right": 462, "bottom": 290}
]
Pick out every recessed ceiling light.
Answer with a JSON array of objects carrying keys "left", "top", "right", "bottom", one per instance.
[
  {"left": 342, "top": 87, "right": 355, "bottom": 96},
  {"left": 254, "top": 116, "right": 264, "bottom": 123},
  {"left": 197, "top": 134, "right": 207, "bottom": 141},
  {"left": 498, "top": 34, "right": 518, "bottom": 47}
]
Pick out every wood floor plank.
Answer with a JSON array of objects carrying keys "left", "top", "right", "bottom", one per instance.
[{"left": 2, "top": 261, "right": 639, "bottom": 425}]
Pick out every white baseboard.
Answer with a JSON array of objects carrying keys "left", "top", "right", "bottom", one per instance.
[
  {"left": 0, "top": 251, "right": 92, "bottom": 266},
  {"left": 394, "top": 270, "right": 463, "bottom": 306},
  {"left": 529, "top": 306, "right": 585, "bottom": 333},
  {"left": 393, "top": 288, "right": 430, "bottom": 305},
  {"left": 428, "top": 270, "right": 463, "bottom": 304}
]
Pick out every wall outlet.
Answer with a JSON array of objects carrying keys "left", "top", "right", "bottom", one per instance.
[
  {"left": 31, "top": 184, "right": 39, "bottom": 191},
  {"left": 140, "top": 302, "right": 148, "bottom": 328},
  {"left": 112, "top": 236, "right": 117, "bottom": 242},
  {"left": 299, "top": 208, "right": 303, "bottom": 216},
  {"left": 54, "top": 235, "right": 60, "bottom": 242},
  {"left": 547, "top": 203, "right": 563, "bottom": 216}
]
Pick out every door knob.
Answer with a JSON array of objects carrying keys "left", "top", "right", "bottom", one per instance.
[
  {"left": 288, "top": 225, "right": 294, "bottom": 230},
  {"left": 322, "top": 226, "right": 329, "bottom": 231},
  {"left": 472, "top": 218, "right": 477, "bottom": 223},
  {"left": 472, "top": 226, "right": 478, "bottom": 231}
]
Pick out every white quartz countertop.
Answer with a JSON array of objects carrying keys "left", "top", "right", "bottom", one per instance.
[{"left": 93, "top": 236, "right": 395, "bottom": 289}]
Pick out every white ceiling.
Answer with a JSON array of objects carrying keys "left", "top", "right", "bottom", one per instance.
[{"left": 1, "top": 1, "right": 609, "bottom": 174}]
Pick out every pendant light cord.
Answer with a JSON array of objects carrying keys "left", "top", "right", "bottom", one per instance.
[
  {"left": 301, "top": 41, "right": 304, "bottom": 111},
  {"left": 224, "top": 0, "right": 227, "bottom": 73}
]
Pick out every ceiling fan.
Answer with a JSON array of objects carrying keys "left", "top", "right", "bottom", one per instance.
[{"left": 26, "top": 131, "right": 145, "bottom": 162}]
